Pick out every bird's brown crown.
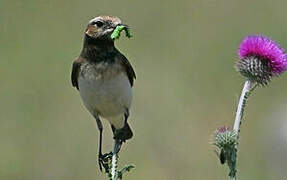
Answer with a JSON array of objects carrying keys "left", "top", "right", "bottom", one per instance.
[{"left": 85, "top": 15, "right": 122, "bottom": 41}]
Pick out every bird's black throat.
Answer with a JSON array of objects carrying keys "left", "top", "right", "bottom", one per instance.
[
  {"left": 81, "top": 34, "right": 117, "bottom": 63},
  {"left": 83, "top": 34, "right": 115, "bottom": 47}
]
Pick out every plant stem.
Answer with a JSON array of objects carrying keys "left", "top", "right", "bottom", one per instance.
[
  {"left": 233, "top": 80, "right": 256, "bottom": 133},
  {"left": 111, "top": 140, "right": 119, "bottom": 180},
  {"left": 111, "top": 153, "right": 117, "bottom": 179},
  {"left": 230, "top": 80, "right": 256, "bottom": 179}
]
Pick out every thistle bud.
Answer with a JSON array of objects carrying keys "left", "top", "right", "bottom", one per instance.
[{"left": 213, "top": 126, "right": 237, "bottom": 149}]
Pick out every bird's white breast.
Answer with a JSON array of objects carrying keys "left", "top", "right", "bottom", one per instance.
[{"left": 78, "top": 64, "right": 132, "bottom": 129}]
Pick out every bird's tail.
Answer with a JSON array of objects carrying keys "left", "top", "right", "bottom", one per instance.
[
  {"left": 122, "top": 123, "right": 133, "bottom": 140},
  {"left": 112, "top": 123, "right": 133, "bottom": 142}
]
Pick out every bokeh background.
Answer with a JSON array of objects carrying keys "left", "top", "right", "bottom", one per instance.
[{"left": 1, "top": 0, "right": 287, "bottom": 179}]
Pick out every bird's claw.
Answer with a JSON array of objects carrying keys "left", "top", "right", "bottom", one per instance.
[{"left": 98, "top": 152, "right": 113, "bottom": 173}]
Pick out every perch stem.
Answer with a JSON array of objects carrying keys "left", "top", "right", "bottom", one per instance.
[{"left": 111, "top": 140, "right": 120, "bottom": 180}]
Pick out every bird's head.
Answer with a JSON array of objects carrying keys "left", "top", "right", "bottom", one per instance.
[{"left": 85, "top": 15, "right": 128, "bottom": 41}]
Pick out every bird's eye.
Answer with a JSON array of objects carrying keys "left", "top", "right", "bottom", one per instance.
[{"left": 92, "top": 21, "right": 104, "bottom": 27}]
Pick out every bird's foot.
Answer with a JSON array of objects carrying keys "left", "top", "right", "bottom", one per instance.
[{"left": 99, "top": 152, "right": 113, "bottom": 173}]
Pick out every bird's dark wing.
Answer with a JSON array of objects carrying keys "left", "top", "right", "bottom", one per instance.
[
  {"left": 71, "top": 57, "right": 83, "bottom": 90},
  {"left": 119, "top": 54, "right": 136, "bottom": 87}
]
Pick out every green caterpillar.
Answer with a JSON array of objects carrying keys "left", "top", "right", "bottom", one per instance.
[{"left": 111, "top": 25, "right": 132, "bottom": 40}]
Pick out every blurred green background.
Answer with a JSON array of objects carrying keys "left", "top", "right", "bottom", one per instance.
[{"left": 1, "top": 0, "right": 287, "bottom": 179}]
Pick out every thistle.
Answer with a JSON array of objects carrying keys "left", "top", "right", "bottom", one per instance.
[
  {"left": 236, "top": 35, "right": 287, "bottom": 85},
  {"left": 234, "top": 35, "right": 287, "bottom": 133},
  {"left": 213, "top": 35, "right": 287, "bottom": 180}
]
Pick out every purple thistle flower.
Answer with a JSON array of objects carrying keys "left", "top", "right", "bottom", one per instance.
[{"left": 236, "top": 35, "right": 287, "bottom": 85}]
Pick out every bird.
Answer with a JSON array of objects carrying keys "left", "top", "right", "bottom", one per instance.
[{"left": 71, "top": 15, "right": 136, "bottom": 172}]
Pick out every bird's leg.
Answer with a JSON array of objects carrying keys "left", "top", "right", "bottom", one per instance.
[
  {"left": 94, "top": 114, "right": 111, "bottom": 173},
  {"left": 113, "top": 109, "right": 130, "bottom": 153},
  {"left": 114, "top": 139, "right": 122, "bottom": 154},
  {"left": 111, "top": 125, "right": 122, "bottom": 154}
]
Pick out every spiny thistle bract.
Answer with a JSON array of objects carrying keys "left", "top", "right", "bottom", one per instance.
[
  {"left": 214, "top": 126, "right": 237, "bottom": 149},
  {"left": 236, "top": 35, "right": 287, "bottom": 85},
  {"left": 111, "top": 25, "right": 132, "bottom": 40}
]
